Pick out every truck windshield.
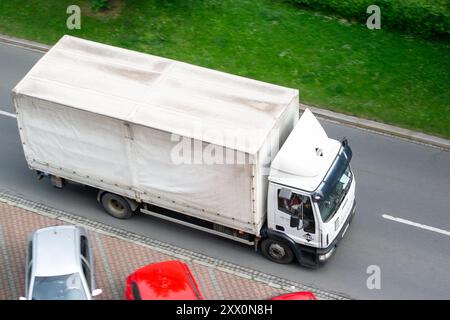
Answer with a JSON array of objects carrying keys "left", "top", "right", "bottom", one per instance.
[
  {"left": 318, "top": 164, "right": 352, "bottom": 222},
  {"left": 32, "top": 273, "right": 87, "bottom": 300}
]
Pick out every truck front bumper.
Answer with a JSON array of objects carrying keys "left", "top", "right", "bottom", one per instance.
[{"left": 317, "top": 200, "right": 356, "bottom": 263}]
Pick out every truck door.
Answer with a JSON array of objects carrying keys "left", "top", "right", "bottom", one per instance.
[{"left": 274, "top": 187, "right": 318, "bottom": 247}]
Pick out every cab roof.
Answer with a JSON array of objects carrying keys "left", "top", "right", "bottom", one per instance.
[{"left": 269, "top": 109, "right": 341, "bottom": 192}]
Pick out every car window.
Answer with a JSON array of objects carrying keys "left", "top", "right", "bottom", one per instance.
[
  {"left": 80, "top": 235, "right": 89, "bottom": 261},
  {"left": 28, "top": 241, "right": 33, "bottom": 265},
  {"left": 27, "top": 263, "right": 32, "bottom": 289},
  {"left": 27, "top": 241, "right": 33, "bottom": 292},
  {"left": 32, "top": 273, "right": 87, "bottom": 300},
  {"left": 185, "top": 269, "right": 202, "bottom": 300},
  {"left": 131, "top": 281, "right": 141, "bottom": 300},
  {"left": 81, "top": 260, "right": 92, "bottom": 291}
]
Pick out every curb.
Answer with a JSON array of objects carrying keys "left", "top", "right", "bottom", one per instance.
[
  {"left": 0, "top": 34, "right": 50, "bottom": 52},
  {"left": 1, "top": 33, "right": 448, "bottom": 151},
  {"left": 0, "top": 191, "right": 350, "bottom": 300},
  {"left": 301, "top": 104, "right": 450, "bottom": 151}
]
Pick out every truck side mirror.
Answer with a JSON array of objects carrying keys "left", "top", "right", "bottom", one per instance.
[
  {"left": 290, "top": 215, "right": 304, "bottom": 229},
  {"left": 290, "top": 215, "right": 300, "bottom": 228},
  {"left": 291, "top": 205, "right": 304, "bottom": 229}
]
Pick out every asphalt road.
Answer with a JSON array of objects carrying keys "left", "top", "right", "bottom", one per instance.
[{"left": 1, "top": 42, "right": 449, "bottom": 299}]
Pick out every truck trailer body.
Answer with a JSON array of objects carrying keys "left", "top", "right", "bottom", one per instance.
[{"left": 12, "top": 35, "right": 356, "bottom": 267}]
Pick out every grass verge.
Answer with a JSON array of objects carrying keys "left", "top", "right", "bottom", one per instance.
[{"left": 0, "top": 0, "right": 449, "bottom": 138}]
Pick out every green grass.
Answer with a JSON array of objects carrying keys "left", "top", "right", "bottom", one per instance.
[
  {"left": 286, "top": 0, "right": 450, "bottom": 38},
  {"left": 1, "top": 0, "right": 449, "bottom": 138}
]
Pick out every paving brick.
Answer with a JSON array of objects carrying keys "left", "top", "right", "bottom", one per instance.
[{"left": 0, "top": 193, "right": 348, "bottom": 300}]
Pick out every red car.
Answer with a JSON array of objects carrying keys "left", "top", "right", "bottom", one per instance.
[
  {"left": 271, "top": 292, "right": 317, "bottom": 300},
  {"left": 125, "top": 260, "right": 204, "bottom": 300}
]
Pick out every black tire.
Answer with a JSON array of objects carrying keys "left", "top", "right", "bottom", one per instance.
[
  {"left": 101, "top": 193, "right": 133, "bottom": 219},
  {"left": 260, "top": 238, "right": 295, "bottom": 264}
]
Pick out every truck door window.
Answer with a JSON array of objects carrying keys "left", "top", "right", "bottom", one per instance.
[
  {"left": 278, "top": 188, "right": 296, "bottom": 215},
  {"left": 278, "top": 190, "right": 315, "bottom": 233},
  {"left": 303, "top": 198, "right": 315, "bottom": 234},
  {"left": 278, "top": 189, "right": 299, "bottom": 215}
]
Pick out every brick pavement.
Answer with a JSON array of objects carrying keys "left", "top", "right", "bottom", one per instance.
[{"left": 0, "top": 193, "right": 348, "bottom": 300}]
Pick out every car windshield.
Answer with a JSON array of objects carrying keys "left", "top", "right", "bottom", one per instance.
[
  {"left": 32, "top": 273, "right": 87, "bottom": 300},
  {"left": 318, "top": 164, "right": 352, "bottom": 222}
]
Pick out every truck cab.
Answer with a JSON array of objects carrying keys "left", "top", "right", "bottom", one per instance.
[{"left": 263, "top": 109, "right": 356, "bottom": 267}]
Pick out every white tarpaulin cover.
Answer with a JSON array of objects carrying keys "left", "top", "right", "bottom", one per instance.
[{"left": 12, "top": 35, "right": 299, "bottom": 235}]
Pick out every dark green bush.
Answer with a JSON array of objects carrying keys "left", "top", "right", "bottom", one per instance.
[
  {"left": 285, "top": 0, "right": 450, "bottom": 38},
  {"left": 91, "top": 0, "right": 111, "bottom": 11}
]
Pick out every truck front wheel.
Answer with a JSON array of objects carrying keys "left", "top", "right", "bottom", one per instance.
[
  {"left": 101, "top": 193, "right": 133, "bottom": 219},
  {"left": 260, "top": 238, "right": 295, "bottom": 264}
]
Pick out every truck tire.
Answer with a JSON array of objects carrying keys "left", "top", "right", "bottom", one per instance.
[
  {"left": 101, "top": 193, "right": 133, "bottom": 219},
  {"left": 260, "top": 238, "right": 295, "bottom": 264}
]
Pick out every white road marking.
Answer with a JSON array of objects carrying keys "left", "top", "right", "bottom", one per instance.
[
  {"left": 0, "top": 110, "right": 16, "bottom": 118},
  {"left": 382, "top": 214, "right": 450, "bottom": 237}
]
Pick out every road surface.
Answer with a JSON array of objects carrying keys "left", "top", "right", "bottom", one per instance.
[{"left": 1, "top": 42, "right": 449, "bottom": 299}]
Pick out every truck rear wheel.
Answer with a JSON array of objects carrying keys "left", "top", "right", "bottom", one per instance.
[
  {"left": 260, "top": 238, "right": 295, "bottom": 264},
  {"left": 101, "top": 193, "right": 133, "bottom": 219}
]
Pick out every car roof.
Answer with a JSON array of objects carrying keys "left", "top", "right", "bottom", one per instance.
[
  {"left": 32, "top": 225, "right": 82, "bottom": 277},
  {"left": 128, "top": 260, "right": 202, "bottom": 300}
]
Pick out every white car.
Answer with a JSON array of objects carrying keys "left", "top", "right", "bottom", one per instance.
[{"left": 21, "top": 225, "right": 102, "bottom": 300}]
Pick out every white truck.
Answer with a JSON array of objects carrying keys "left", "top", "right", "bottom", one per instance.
[{"left": 12, "top": 35, "right": 356, "bottom": 267}]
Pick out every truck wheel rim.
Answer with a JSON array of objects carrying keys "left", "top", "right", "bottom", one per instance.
[
  {"left": 110, "top": 199, "right": 125, "bottom": 214},
  {"left": 269, "top": 243, "right": 285, "bottom": 260}
]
